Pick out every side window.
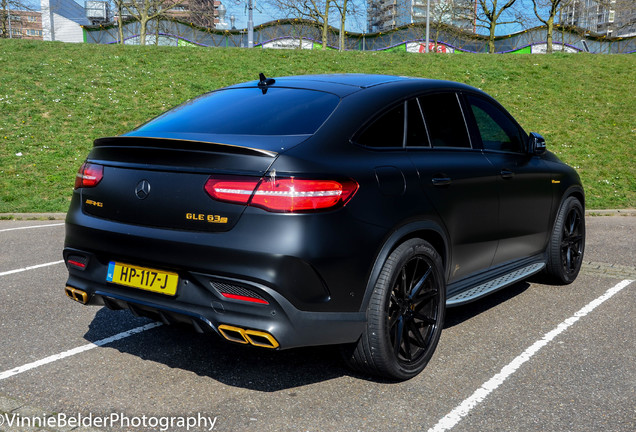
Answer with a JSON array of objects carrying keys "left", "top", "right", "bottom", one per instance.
[
  {"left": 357, "top": 103, "right": 405, "bottom": 148},
  {"left": 467, "top": 95, "right": 525, "bottom": 153},
  {"left": 418, "top": 93, "right": 471, "bottom": 148},
  {"left": 406, "top": 98, "right": 430, "bottom": 147}
]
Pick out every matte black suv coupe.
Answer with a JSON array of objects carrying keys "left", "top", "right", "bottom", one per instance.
[{"left": 64, "top": 74, "right": 585, "bottom": 380}]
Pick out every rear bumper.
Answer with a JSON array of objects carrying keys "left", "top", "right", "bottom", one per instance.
[{"left": 63, "top": 249, "right": 366, "bottom": 349}]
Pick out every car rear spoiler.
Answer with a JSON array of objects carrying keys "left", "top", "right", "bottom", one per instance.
[{"left": 94, "top": 136, "right": 279, "bottom": 158}]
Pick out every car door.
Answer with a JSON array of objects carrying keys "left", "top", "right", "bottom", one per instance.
[
  {"left": 407, "top": 93, "right": 500, "bottom": 284},
  {"left": 463, "top": 93, "right": 553, "bottom": 265}
]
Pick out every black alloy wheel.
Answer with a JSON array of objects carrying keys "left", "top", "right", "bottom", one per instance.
[
  {"left": 343, "top": 239, "right": 445, "bottom": 380},
  {"left": 546, "top": 196, "right": 585, "bottom": 284},
  {"left": 388, "top": 255, "right": 440, "bottom": 364}
]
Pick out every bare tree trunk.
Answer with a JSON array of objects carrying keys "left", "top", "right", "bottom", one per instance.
[
  {"left": 321, "top": 0, "right": 330, "bottom": 49},
  {"left": 117, "top": 2, "right": 124, "bottom": 44},
  {"left": 125, "top": 0, "right": 187, "bottom": 46},
  {"left": 139, "top": 16, "right": 147, "bottom": 45},
  {"left": 339, "top": 0, "right": 348, "bottom": 52},
  {"left": 546, "top": 16, "right": 554, "bottom": 53},
  {"left": 339, "top": 12, "right": 344, "bottom": 51},
  {"left": 1, "top": 0, "right": 8, "bottom": 39}
]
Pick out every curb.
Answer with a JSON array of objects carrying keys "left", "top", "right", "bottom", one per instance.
[
  {"left": 583, "top": 208, "right": 636, "bottom": 217},
  {"left": 0, "top": 213, "right": 67, "bottom": 221}
]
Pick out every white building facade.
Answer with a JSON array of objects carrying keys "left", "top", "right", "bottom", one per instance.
[{"left": 41, "top": 0, "right": 91, "bottom": 42}]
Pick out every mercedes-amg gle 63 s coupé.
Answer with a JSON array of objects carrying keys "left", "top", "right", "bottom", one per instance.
[{"left": 64, "top": 74, "right": 585, "bottom": 380}]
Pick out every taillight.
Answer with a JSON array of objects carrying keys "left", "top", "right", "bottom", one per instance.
[
  {"left": 75, "top": 162, "right": 103, "bottom": 189},
  {"left": 204, "top": 175, "right": 358, "bottom": 213},
  {"left": 204, "top": 177, "right": 260, "bottom": 205}
]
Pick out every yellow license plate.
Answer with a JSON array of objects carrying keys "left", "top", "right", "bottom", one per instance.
[{"left": 106, "top": 261, "right": 178, "bottom": 296}]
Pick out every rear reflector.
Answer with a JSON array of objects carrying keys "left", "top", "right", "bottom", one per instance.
[
  {"left": 221, "top": 293, "right": 269, "bottom": 305},
  {"left": 75, "top": 162, "right": 103, "bottom": 189},
  {"left": 204, "top": 175, "right": 358, "bottom": 213},
  {"left": 66, "top": 255, "right": 89, "bottom": 270}
]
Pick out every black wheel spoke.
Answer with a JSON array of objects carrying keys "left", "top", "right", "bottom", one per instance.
[
  {"left": 402, "top": 326, "right": 412, "bottom": 360},
  {"left": 413, "top": 311, "right": 436, "bottom": 325},
  {"left": 407, "top": 320, "right": 429, "bottom": 348},
  {"left": 413, "top": 288, "right": 437, "bottom": 306},
  {"left": 393, "top": 316, "right": 404, "bottom": 358},
  {"left": 390, "top": 292, "right": 399, "bottom": 306},
  {"left": 400, "top": 269, "right": 408, "bottom": 298},
  {"left": 409, "top": 266, "right": 432, "bottom": 300},
  {"left": 409, "top": 258, "right": 420, "bottom": 293},
  {"left": 388, "top": 308, "right": 401, "bottom": 326}
]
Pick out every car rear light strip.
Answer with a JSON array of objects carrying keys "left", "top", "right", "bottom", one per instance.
[{"left": 204, "top": 176, "right": 358, "bottom": 213}]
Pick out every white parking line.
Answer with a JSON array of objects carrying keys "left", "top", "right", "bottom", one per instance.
[
  {"left": 0, "top": 322, "right": 162, "bottom": 381},
  {"left": 0, "top": 223, "right": 64, "bottom": 233},
  {"left": 427, "top": 279, "right": 634, "bottom": 432},
  {"left": 0, "top": 260, "right": 65, "bottom": 277}
]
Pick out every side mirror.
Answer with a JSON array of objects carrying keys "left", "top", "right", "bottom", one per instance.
[{"left": 528, "top": 132, "right": 546, "bottom": 155}]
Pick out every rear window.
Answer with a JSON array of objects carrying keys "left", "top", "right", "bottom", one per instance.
[{"left": 133, "top": 88, "right": 340, "bottom": 136}]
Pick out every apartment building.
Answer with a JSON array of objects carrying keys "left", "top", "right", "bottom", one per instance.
[
  {"left": 367, "top": 0, "right": 473, "bottom": 33},
  {"left": 0, "top": 10, "right": 44, "bottom": 40},
  {"left": 562, "top": 0, "right": 636, "bottom": 37}
]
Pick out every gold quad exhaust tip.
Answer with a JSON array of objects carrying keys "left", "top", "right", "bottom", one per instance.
[
  {"left": 65, "top": 286, "right": 89, "bottom": 304},
  {"left": 218, "top": 324, "right": 279, "bottom": 349}
]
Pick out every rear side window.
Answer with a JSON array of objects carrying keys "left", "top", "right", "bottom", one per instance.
[
  {"left": 357, "top": 103, "right": 405, "bottom": 148},
  {"left": 466, "top": 95, "right": 526, "bottom": 153},
  {"left": 418, "top": 93, "right": 471, "bottom": 148},
  {"left": 406, "top": 98, "right": 429, "bottom": 147},
  {"left": 134, "top": 88, "right": 340, "bottom": 136}
]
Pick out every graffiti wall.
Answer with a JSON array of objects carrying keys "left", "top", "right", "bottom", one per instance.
[{"left": 82, "top": 19, "right": 636, "bottom": 54}]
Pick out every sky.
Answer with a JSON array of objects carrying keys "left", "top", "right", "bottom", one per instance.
[{"left": 223, "top": 1, "right": 369, "bottom": 33}]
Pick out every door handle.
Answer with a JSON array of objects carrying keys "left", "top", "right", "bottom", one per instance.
[
  {"left": 500, "top": 169, "right": 514, "bottom": 179},
  {"left": 432, "top": 177, "right": 452, "bottom": 186}
]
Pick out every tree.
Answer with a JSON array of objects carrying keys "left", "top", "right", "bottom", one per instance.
[
  {"left": 188, "top": 0, "right": 218, "bottom": 29},
  {"left": 0, "top": 0, "right": 34, "bottom": 39},
  {"left": 112, "top": 0, "right": 126, "bottom": 44},
  {"left": 476, "top": 0, "right": 523, "bottom": 53},
  {"left": 532, "top": 0, "right": 571, "bottom": 53},
  {"left": 332, "top": 0, "right": 348, "bottom": 51},
  {"left": 431, "top": 0, "right": 473, "bottom": 51},
  {"left": 266, "top": 0, "right": 332, "bottom": 49},
  {"left": 123, "top": 0, "right": 187, "bottom": 45}
]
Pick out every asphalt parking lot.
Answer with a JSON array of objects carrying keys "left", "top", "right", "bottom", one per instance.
[{"left": 0, "top": 215, "right": 634, "bottom": 432}]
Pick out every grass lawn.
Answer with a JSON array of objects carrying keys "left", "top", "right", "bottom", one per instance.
[{"left": 0, "top": 39, "right": 634, "bottom": 212}]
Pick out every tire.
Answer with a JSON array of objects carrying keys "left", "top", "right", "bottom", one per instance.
[
  {"left": 545, "top": 196, "right": 585, "bottom": 284},
  {"left": 342, "top": 239, "right": 445, "bottom": 381}
]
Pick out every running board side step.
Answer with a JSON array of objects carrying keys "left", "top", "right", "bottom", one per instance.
[{"left": 446, "top": 263, "right": 545, "bottom": 307}]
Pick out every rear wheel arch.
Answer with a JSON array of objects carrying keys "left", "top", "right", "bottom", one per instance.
[{"left": 359, "top": 221, "right": 449, "bottom": 314}]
